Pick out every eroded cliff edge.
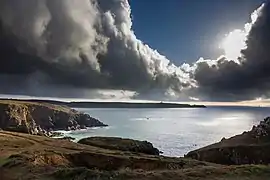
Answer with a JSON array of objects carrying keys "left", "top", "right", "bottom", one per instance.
[
  {"left": 186, "top": 117, "right": 270, "bottom": 165},
  {"left": 0, "top": 100, "right": 107, "bottom": 136}
]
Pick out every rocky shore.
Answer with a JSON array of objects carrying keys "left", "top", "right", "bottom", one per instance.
[
  {"left": 0, "top": 100, "right": 107, "bottom": 136},
  {"left": 1, "top": 100, "right": 270, "bottom": 180},
  {"left": 186, "top": 117, "right": 270, "bottom": 165}
]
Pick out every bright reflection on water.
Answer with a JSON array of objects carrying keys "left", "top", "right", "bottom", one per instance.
[{"left": 66, "top": 106, "right": 270, "bottom": 157}]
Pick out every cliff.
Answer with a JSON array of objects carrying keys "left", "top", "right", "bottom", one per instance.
[
  {"left": 0, "top": 100, "right": 107, "bottom": 136},
  {"left": 186, "top": 117, "right": 270, "bottom": 165}
]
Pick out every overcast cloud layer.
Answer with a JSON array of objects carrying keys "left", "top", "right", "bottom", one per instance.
[{"left": 0, "top": 0, "right": 269, "bottom": 101}]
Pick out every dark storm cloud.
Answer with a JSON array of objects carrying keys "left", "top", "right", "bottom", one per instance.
[
  {"left": 192, "top": 2, "right": 270, "bottom": 101},
  {"left": 1, "top": 0, "right": 270, "bottom": 101},
  {"left": 0, "top": 0, "right": 191, "bottom": 98}
]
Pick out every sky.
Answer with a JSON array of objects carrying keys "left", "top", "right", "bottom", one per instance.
[
  {"left": 0, "top": 0, "right": 270, "bottom": 104},
  {"left": 130, "top": 0, "right": 265, "bottom": 64}
]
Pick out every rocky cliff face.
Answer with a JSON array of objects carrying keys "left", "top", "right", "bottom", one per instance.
[
  {"left": 0, "top": 100, "right": 107, "bottom": 136},
  {"left": 186, "top": 117, "right": 270, "bottom": 165}
]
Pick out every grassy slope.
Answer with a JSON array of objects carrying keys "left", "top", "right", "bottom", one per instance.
[
  {"left": 0, "top": 131, "right": 270, "bottom": 180},
  {"left": 186, "top": 127, "right": 270, "bottom": 166},
  {"left": 190, "top": 132, "right": 269, "bottom": 151}
]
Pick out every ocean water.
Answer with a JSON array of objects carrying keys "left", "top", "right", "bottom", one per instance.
[{"left": 65, "top": 106, "right": 270, "bottom": 157}]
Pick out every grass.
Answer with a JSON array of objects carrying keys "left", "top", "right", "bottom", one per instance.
[
  {"left": 1, "top": 124, "right": 270, "bottom": 180},
  {"left": 51, "top": 165, "right": 270, "bottom": 180},
  {"left": 225, "top": 165, "right": 270, "bottom": 177},
  {"left": 78, "top": 137, "right": 160, "bottom": 155},
  {"left": 0, "top": 157, "right": 9, "bottom": 167}
]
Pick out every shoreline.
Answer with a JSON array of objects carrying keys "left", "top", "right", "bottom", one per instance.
[
  {"left": 1, "top": 99, "right": 270, "bottom": 179},
  {"left": 0, "top": 98, "right": 206, "bottom": 109}
]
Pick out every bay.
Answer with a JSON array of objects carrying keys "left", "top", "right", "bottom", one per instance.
[{"left": 65, "top": 106, "right": 270, "bottom": 157}]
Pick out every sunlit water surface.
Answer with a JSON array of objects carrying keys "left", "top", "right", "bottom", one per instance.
[{"left": 64, "top": 106, "right": 270, "bottom": 157}]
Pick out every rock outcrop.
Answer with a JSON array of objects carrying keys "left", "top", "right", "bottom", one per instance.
[
  {"left": 0, "top": 100, "right": 107, "bottom": 136},
  {"left": 78, "top": 137, "right": 160, "bottom": 155},
  {"left": 251, "top": 117, "right": 270, "bottom": 138},
  {"left": 186, "top": 117, "right": 270, "bottom": 165}
]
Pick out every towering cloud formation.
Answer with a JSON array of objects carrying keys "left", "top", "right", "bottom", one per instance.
[
  {"left": 0, "top": 0, "right": 269, "bottom": 101},
  {"left": 193, "top": 3, "right": 270, "bottom": 101},
  {"left": 0, "top": 0, "right": 192, "bottom": 99}
]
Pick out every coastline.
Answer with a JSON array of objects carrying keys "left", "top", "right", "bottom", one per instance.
[
  {"left": 1, "top": 100, "right": 270, "bottom": 179},
  {"left": 0, "top": 98, "right": 206, "bottom": 109}
]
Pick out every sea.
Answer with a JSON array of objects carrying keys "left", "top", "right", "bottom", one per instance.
[{"left": 62, "top": 106, "right": 270, "bottom": 157}]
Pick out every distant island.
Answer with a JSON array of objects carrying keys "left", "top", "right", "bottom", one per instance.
[{"left": 0, "top": 99, "right": 206, "bottom": 108}]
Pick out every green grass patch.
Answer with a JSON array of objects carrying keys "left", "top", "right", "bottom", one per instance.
[
  {"left": 225, "top": 165, "right": 270, "bottom": 177},
  {"left": 0, "top": 157, "right": 11, "bottom": 167}
]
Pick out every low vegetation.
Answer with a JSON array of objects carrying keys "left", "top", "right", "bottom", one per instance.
[
  {"left": 0, "top": 100, "right": 270, "bottom": 180},
  {"left": 78, "top": 136, "right": 160, "bottom": 155},
  {"left": 0, "top": 130, "right": 269, "bottom": 180}
]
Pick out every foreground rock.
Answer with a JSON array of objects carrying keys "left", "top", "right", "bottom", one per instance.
[
  {"left": 78, "top": 137, "right": 160, "bottom": 155},
  {"left": 1, "top": 131, "right": 270, "bottom": 180},
  {"left": 186, "top": 117, "right": 270, "bottom": 165},
  {"left": 0, "top": 100, "right": 107, "bottom": 136}
]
